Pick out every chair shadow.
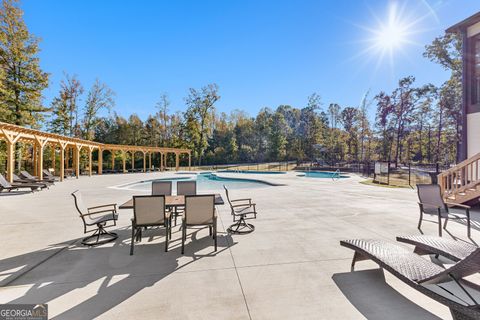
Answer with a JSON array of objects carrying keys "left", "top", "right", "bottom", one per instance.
[
  {"left": 332, "top": 269, "right": 442, "bottom": 320},
  {"left": 0, "top": 226, "right": 236, "bottom": 320},
  {"left": 0, "top": 190, "right": 34, "bottom": 196}
]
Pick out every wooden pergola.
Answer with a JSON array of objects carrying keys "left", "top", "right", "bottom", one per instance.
[{"left": 0, "top": 121, "right": 191, "bottom": 183}]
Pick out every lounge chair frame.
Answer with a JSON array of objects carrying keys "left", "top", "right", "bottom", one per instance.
[{"left": 341, "top": 239, "right": 480, "bottom": 320}]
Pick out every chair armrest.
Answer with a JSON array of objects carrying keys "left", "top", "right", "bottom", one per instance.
[
  {"left": 231, "top": 203, "right": 255, "bottom": 208},
  {"left": 89, "top": 203, "right": 117, "bottom": 211},
  {"left": 231, "top": 198, "right": 252, "bottom": 203},
  {"left": 444, "top": 202, "right": 471, "bottom": 209},
  {"left": 87, "top": 208, "right": 116, "bottom": 215}
]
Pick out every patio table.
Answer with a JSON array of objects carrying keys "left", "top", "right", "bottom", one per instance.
[{"left": 119, "top": 194, "right": 224, "bottom": 210}]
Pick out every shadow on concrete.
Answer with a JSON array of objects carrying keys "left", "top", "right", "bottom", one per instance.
[
  {"left": 332, "top": 269, "right": 442, "bottom": 320},
  {"left": 0, "top": 226, "right": 236, "bottom": 320}
]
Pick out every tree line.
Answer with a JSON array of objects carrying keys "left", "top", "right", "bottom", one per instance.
[{"left": 0, "top": 0, "right": 463, "bottom": 170}]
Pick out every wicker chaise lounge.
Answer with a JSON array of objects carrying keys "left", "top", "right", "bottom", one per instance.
[
  {"left": 341, "top": 239, "right": 480, "bottom": 320},
  {"left": 397, "top": 235, "right": 478, "bottom": 262},
  {"left": 0, "top": 173, "right": 41, "bottom": 192}
]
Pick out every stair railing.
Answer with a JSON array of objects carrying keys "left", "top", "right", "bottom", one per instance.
[{"left": 438, "top": 152, "right": 480, "bottom": 200}]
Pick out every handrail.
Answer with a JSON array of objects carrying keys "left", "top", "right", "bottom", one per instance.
[
  {"left": 438, "top": 152, "right": 480, "bottom": 202},
  {"left": 332, "top": 169, "right": 341, "bottom": 181}
]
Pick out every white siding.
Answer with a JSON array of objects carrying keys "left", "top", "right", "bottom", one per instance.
[{"left": 467, "top": 112, "right": 480, "bottom": 158}]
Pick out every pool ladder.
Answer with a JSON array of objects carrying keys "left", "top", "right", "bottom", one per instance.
[{"left": 332, "top": 169, "right": 340, "bottom": 181}]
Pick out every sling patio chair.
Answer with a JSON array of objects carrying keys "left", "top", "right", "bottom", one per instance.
[
  {"left": 341, "top": 239, "right": 480, "bottom": 320},
  {"left": 175, "top": 180, "right": 197, "bottom": 225},
  {"left": 12, "top": 173, "right": 48, "bottom": 189},
  {"left": 130, "top": 195, "right": 171, "bottom": 255},
  {"left": 224, "top": 185, "right": 257, "bottom": 234},
  {"left": 71, "top": 190, "right": 118, "bottom": 246},
  {"left": 396, "top": 235, "right": 478, "bottom": 262},
  {"left": 417, "top": 184, "right": 472, "bottom": 238},
  {"left": 20, "top": 170, "right": 54, "bottom": 185},
  {"left": 151, "top": 180, "right": 172, "bottom": 196},
  {"left": 181, "top": 195, "right": 217, "bottom": 254},
  {"left": 0, "top": 173, "right": 41, "bottom": 192}
]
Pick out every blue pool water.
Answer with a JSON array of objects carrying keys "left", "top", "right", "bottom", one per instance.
[
  {"left": 124, "top": 173, "right": 271, "bottom": 192},
  {"left": 300, "top": 171, "right": 349, "bottom": 179},
  {"left": 219, "top": 170, "right": 286, "bottom": 174}
]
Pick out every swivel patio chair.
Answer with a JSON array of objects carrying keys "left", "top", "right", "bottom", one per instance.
[
  {"left": 181, "top": 195, "right": 217, "bottom": 254},
  {"left": 71, "top": 190, "right": 118, "bottom": 246},
  {"left": 341, "top": 239, "right": 480, "bottom": 320},
  {"left": 130, "top": 195, "right": 171, "bottom": 255},
  {"left": 224, "top": 185, "right": 257, "bottom": 234},
  {"left": 0, "top": 173, "right": 41, "bottom": 192},
  {"left": 152, "top": 180, "right": 172, "bottom": 196},
  {"left": 417, "top": 184, "right": 471, "bottom": 237}
]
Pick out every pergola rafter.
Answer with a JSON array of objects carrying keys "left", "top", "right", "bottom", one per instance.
[{"left": 0, "top": 121, "right": 191, "bottom": 183}]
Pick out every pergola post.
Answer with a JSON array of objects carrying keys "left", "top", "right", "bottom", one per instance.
[
  {"left": 111, "top": 150, "right": 115, "bottom": 171},
  {"left": 88, "top": 146, "right": 94, "bottom": 176},
  {"left": 98, "top": 148, "right": 103, "bottom": 175},
  {"left": 58, "top": 141, "right": 67, "bottom": 182},
  {"left": 51, "top": 145, "right": 56, "bottom": 174},
  {"left": 74, "top": 144, "right": 81, "bottom": 179},
  {"left": 160, "top": 152, "right": 164, "bottom": 171},
  {"left": 6, "top": 140, "right": 14, "bottom": 183},
  {"left": 175, "top": 152, "right": 180, "bottom": 171},
  {"left": 122, "top": 151, "right": 126, "bottom": 173},
  {"left": 131, "top": 151, "right": 135, "bottom": 171},
  {"left": 148, "top": 152, "right": 152, "bottom": 171},
  {"left": 32, "top": 143, "right": 37, "bottom": 176},
  {"left": 34, "top": 136, "right": 48, "bottom": 180},
  {"left": 143, "top": 151, "right": 146, "bottom": 172}
]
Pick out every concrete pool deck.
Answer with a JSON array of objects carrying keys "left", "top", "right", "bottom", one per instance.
[{"left": 0, "top": 171, "right": 478, "bottom": 319}]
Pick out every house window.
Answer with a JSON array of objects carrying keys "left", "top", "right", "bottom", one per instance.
[{"left": 474, "top": 37, "right": 480, "bottom": 105}]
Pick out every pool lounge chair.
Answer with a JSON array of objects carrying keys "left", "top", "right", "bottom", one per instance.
[
  {"left": 417, "top": 184, "right": 471, "bottom": 238},
  {"left": 341, "top": 239, "right": 480, "bottom": 320},
  {"left": 42, "top": 169, "right": 59, "bottom": 181},
  {"left": 0, "top": 173, "right": 41, "bottom": 192},
  {"left": 12, "top": 173, "right": 48, "bottom": 189},
  {"left": 20, "top": 170, "right": 54, "bottom": 185},
  {"left": 396, "top": 235, "right": 478, "bottom": 262}
]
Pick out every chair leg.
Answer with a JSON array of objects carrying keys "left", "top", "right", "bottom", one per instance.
[
  {"left": 438, "top": 214, "right": 443, "bottom": 237},
  {"left": 417, "top": 211, "right": 423, "bottom": 230},
  {"left": 130, "top": 225, "right": 135, "bottom": 255},
  {"left": 466, "top": 209, "right": 471, "bottom": 238},
  {"left": 209, "top": 226, "right": 212, "bottom": 237},
  {"left": 443, "top": 216, "right": 449, "bottom": 229},
  {"left": 165, "top": 222, "right": 169, "bottom": 252},
  {"left": 181, "top": 222, "right": 186, "bottom": 254},
  {"left": 214, "top": 221, "right": 217, "bottom": 252}
]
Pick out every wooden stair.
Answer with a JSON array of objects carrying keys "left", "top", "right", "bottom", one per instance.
[{"left": 438, "top": 152, "right": 480, "bottom": 205}]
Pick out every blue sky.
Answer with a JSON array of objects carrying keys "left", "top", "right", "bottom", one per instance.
[{"left": 23, "top": 0, "right": 479, "bottom": 120}]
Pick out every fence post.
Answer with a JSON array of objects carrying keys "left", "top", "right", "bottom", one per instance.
[{"left": 387, "top": 161, "right": 390, "bottom": 185}]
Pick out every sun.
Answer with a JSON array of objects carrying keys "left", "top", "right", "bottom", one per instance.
[{"left": 373, "top": 4, "right": 410, "bottom": 52}]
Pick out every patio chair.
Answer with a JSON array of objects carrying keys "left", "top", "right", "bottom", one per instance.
[
  {"left": 131, "top": 195, "right": 171, "bottom": 255},
  {"left": 417, "top": 184, "right": 472, "bottom": 238},
  {"left": 12, "top": 173, "right": 48, "bottom": 189},
  {"left": 181, "top": 195, "right": 217, "bottom": 254},
  {"left": 0, "top": 173, "right": 41, "bottom": 192},
  {"left": 20, "top": 170, "right": 54, "bottom": 185},
  {"left": 71, "top": 190, "right": 118, "bottom": 246},
  {"left": 341, "top": 239, "right": 480, "bottom": 320},
  {"left": 174, "top": 181, "right": 197, "bottom": 225},
  {"left": 151, "top": 180, "right": 172, "bottom": 196},
  {"left": 224, "top": 185, "right": 257, "bottom": 234},
  {"left": 396, "top": 235, "right": 478, "bottom": 262}
]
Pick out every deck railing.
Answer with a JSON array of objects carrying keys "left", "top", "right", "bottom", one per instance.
[{"left": 438, "top": 152, "right": 480, "bottom": 198}]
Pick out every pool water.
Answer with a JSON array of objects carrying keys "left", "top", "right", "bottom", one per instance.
[
  {"left": 300, "top": 171, "right": 349, "bottom": 179},
  {"left": 124, "top": 173, "right": 271, "bottom": 192},
  {"left": 219, "top": 170, "right": 286, "bottom": 174}
]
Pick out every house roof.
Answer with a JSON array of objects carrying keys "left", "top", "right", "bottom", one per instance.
[{"left": 446, "top": 11, "right": 480, "bottom": 33}]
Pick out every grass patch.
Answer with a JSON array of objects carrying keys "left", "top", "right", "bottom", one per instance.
[{"left": 360, "top": 179, "right": 412, "bottom": 189}]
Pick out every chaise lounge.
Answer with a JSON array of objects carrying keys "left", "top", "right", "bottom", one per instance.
[
  {"left": 340, "top": 238, "right": 480, "bottom": 320},
  {"left": 0, "top": 173, "right": 41, "bottom": 192}
]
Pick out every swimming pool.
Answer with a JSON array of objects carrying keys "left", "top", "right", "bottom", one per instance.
[
  {"left": 298, "top": 171, "right": 349, "bottom": 179},
  {"left": 122, "top": 173, "right": 273, "bottom": 192},
  {"left": 219, "top": 170, "right": 286, "bottom": 174}
]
